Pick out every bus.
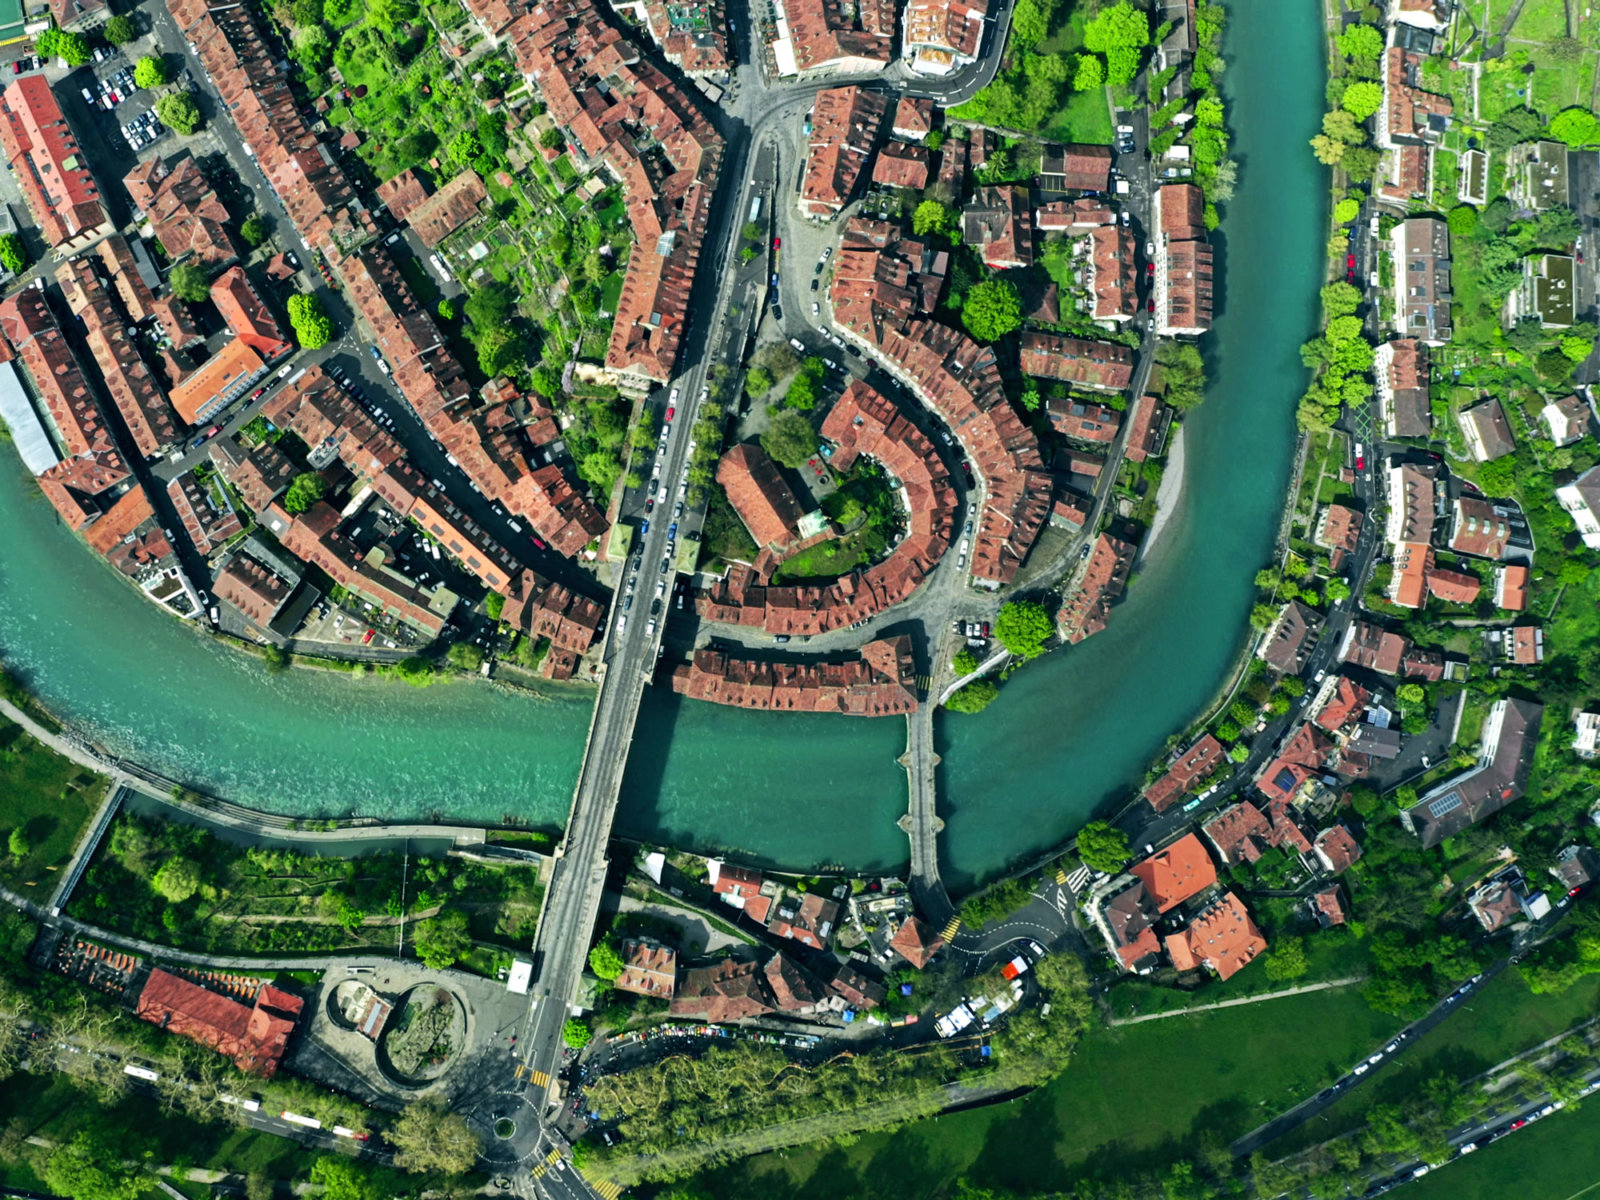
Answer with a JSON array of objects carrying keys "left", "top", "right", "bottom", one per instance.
[
  {"left": 748, "top": 195, "right": 762, "bottom": 223},
  {"left": 280, "top": 1111, "right": 323, "bottom": 1130}
]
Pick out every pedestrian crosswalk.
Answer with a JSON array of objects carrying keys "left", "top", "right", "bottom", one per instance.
[
  {"left": 592, "top": 1180, "right": 623, "bottom": 1200},
  {"left": 940, "top": 916, "right": 961, "bottom": 940},
  {"left": 915, "top": 674, "right": 933, "bottom": 691},
  {"left": 523, "top": 1067, "right": 550, "bottom": 1089},
  {"left": 546, "top": 1148, "right": 563, "bottom": 1164},
  {"left": 1054, "top": 867, "right": 1068, "bottom": 885}
]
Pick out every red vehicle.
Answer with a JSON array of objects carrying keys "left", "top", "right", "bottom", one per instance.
[
  {"left": 1355, "top": 452, "right": 1366, "bottom": 470},
  {"left": 361, "top": 629, "right": 375, "bottom": 645},
  {"left": 1511, "top": 1119, "right": 1527, "bottom": 1130},
  {"left": 665, "top": 406, "right": 676, "bottom": 421},
  {"left": 1146, "top": 262, "right": 1154, "bottom": 275},
  {"left": 531, "top": 535, "right": 548, "bottom": 550},
  {"left": 207, "top": 425, "right": 222, "bottom": 437},
  {"left": 1346, "top": 253, "right": 1356, "bottom": 270},
  {"left": 1147, "top": 298, "right": 1155, "bottom": 312},
  {"left": 772, "top": 236, "right": 781, "bottom": 249}
]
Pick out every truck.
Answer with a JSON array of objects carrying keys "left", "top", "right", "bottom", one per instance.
[
  {"left": 748, "top": 195, "right": 762, "bottom": 223},
  {"left": 1000, "top": 955, "right": 1030, "bottom": 981}
]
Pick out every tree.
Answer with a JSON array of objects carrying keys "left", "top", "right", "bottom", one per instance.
[
  {"left": 0, "top": 234, "right": 26, "bottom": 275},
  {"left": 1326, "top": 314, "right": 1364, "bottom": 343},
  {"left": 103, "top": 13, "right": 138, "bottom": 43},
  {"left": 1487, "top": 106, "right": 1543, "bottom": 151},
  {"left": 1076, "top": 820, "right": 1130, "bottom": 873},
  {"left": 365, "top": 0, "right": 419, "bottom": 34},
  {"left": 283, "top": 472, "right": 326, "bottom": 515},
  {"left": 37, "top": 28, "right": 91, "bottom": 66},
  {"left": 7, "top": 828, "right": 30, "bottom": 859},
  {"left": 389, "top": 1101, "right": 481, "bottom": 1175},
  {"left": 760, "top": 411, "right": 818, "bottom": 469},
  {"left": 1072, "top": 52, "right": 1104, "bottom": 91},
  {"left": 1322, "top": 109, "right": 1365, "bottom": 145},
  {"left": 1321, "top": 280, "right": 1361, "bottom": 318},
  {"left": 239, "top": 213, "right": 269, "bottom": 248},
  {"left": 539, "top": 126, "right": 565, "bottom": 150},
  {"left": 1562, "top": 334, "right": 1593, "bottom": 362},
  {"left": 1082, "top": 1, "right": 1149, "bottom": 54},
  {"left": 45, "top": 1133, "right": 146, "bottom": 1200},
  {"left": 912, "top": 199, "right": 948, "bottom": 236},
  {"left": 133, "top": 54, "right": 167, "bottom": 88},
  {"left": 563, "top": 1018, "right": 592, "bottom": 1049},
  {"left": 1548, "top": 106, "right": 1600, "bottom": 148},
  {"left": 1333, "top": 197, "right": 1360, "bottom": 224},
  {"left": 588, "top": 941, "right": 625, "bottom": 980},
  {"left": 412, "top": 909, "right": 472, "bottom": 968},
  {"left": 446, "top": 643, "right": 483, "bottom": 672},
  {"left": 169, "top": 260, "right": 212, "bottom": 302},
  {"left": 1011, "top": 0, "right": 1047, "bottom": 49},
  {"left": 291, "top": 24, "right": 333, "bottom": 70},
  {"left": 1340, "top": 81, "right": 1383, "bottom": 120},
  {"left": 944, "top": 679, "right": 999, "bottom": 712},
  {"left": 1325, "top": 577, "right": 1351, "bottom": 602},
  {"left": 153, "top": 855, "right": 202, "bottom": 903},
  {"left": 156, "top": 91, "right": 202, "bottom": 135},
  {"left": 995, "top": 600, "right": 1053, "bottom": 658},
  {"left": 476, "top": 324, "right": 525, "bottom": 377},
  {"left": 244, "top": 1172, "right": 275, "bottom": 1200},
  {"left": 1447, "top": 204, "right": 1479, "bottom": 237},
  {"left": 961, "top": 279, "right": 1022, "bottom": 342},
  {"left": 310, "top": 1158, "right": 379, "bottom": 1200},
  {"left": 1337, "top": 23, "right": 1383, "bottom": 60},
  {"left": 1264, "top": 935, "right": 1309, "bottom": 981},
  {"left": 286, "top": 292, "right": 332, "bottom": 349},
  {"left": 1340, "top": 144, "right": 1381, "bottom": 183}
]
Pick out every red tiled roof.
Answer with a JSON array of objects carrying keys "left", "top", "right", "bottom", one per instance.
[
  {"left": 407, "top": 170, "right": 487, "bottom": 248},
  {"left": 1018, "top": 332, "right": 1134, "bottom": 391},
  {"left": 1143, "top": 734, "right": 1225, "bottom": 811},
  {"left": 1314, "top": 675, "right": 1371, "bottom": 732},
  {"left": 673, "top": 636, "right": 917, "bottom": 717},
  {"left": 1057, "top": 533, "right": 1135, "bottom": 643},
  {"left": 668, "top": 958, "right": 772, "bottom": 1022},
  {"left": 872, "top": 141, "right": 931, "bottom": 190},
  {"left": 801, "top": 87, "right": 888, "bottom": 216},
  {"left": 1495, "top": 564, "right": 1528, "bottom": 612},
  {"left": 716, "top": 443, "right": 806, "bottom": 548},
  {"left": 1164, "top": 892, "right": 1266, "bottom": 980},
  {"left": 215, "top": 552, "right": 293, "bottom": 625},
  {"left": 1129, "top": 833, "right": 1217, "bottom": 913},
  {"left": 0, "top": 77, "right": 110, "bottom": 250},
  {"left": 615, "top": 938, "right": 677, "bottom": 999},
  {"left": 1314, "top": 825, "right": 1363, "bottom": 874},
  {"left": 210, "top": 266, "right": 291, "bottom": 359},
  {"left": 889, "top": 915, "right": 944, "bottom": 968},
  {"left": 136, "top": 969, "right": 302, "bottom": 1077}
]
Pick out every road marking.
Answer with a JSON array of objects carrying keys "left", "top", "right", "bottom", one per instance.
[
  {"left": 527, "top": 1069, "right": 550, "bottom": 1089},
  {"left": 545, "top": 1147, "right": 562, "bottom": 1163},
  {"left": 1054, "top": 868, "right": 1068, "bottom": 884},
  {"left": 592, "top": 1180, "right": 623, "bottom": 1200},
  {"left": 532, "top": 1164, "right": 547, "bottom": 1179},
  {"left": 940, "top": 916, "right": 961, "bottom": 940}
]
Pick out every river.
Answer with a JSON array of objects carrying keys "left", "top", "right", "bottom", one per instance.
[{"left": 0, "top": 0, "right": 1323, "bottom": 888}]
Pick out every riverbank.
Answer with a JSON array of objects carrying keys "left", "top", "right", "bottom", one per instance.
[{"left": 1137, "top": 424, "right": 1188, "bottom": 567}]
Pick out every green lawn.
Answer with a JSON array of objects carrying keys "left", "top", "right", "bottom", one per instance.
[
  {"left": 1505, "top": 0, "right": 1571, "bottom": 44},
  {"left": 1269, "top": 969, "right": 1600, "bottom": 1157},
  {"left": 1404, "top": 1090, "right": 1600, "bottom": 1200},
  {"left": 1043, "top": 86, "right": 1115, "bottom": 146},
  {"left": 0, "top": 717, "right": 106, "bottom": 892},
  {"left": 692, "top": 986, "right": 1400, "bottom": 1198}
]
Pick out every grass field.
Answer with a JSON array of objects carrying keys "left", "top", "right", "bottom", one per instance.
[
  {"left": 1269, "top": 969, "right": 1600, "bottom": 1157},
  {"left": 1403, "top": 1095, "right": 1600, "bottom": 1200},
  {"left": 0, "top": 717, "right": 105, "bottom": 892},
  {"left": 1043, "top": 88, "right": 1115, "bottom": 146},
  {"left": 693, "top": 986, "right": 1400, "bottom": 1198}
]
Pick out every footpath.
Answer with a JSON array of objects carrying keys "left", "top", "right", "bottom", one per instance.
[{"left": 1106, "top": 975, "right": 1367, "bottom": 1026}]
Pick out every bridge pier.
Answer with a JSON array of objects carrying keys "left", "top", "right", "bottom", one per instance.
[{"left": 900, "top": 708, "right": 954, "bottom": 927}]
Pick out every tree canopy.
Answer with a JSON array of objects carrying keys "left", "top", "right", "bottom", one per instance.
[
  {"left": 156, "top": 91, "right": 202, "bottom": 135},
  {"left": 0, "top": 233, "right": 27, "bottom": 275},
  {"left": 134, "top": 55, "right": 167, "bottom": 88},
  {"left": 152, "top": 856, "right": 202, "bottom": 903},
  {"left": 1337, "top": 23, "right": 1382, "bottom": 60},
  {"left": 994, "top": 600, "right": 1053, "bottom": 658},
  {"left": 169, "top": 260, "right": 212, "bottom": 302},
  {"left": 286, "top": 293, "right": 333, "bottom": 349},
  {"left": 388, "top": 1101, "right": 481, "bottom": 1175},
  {"left": 944, "top": 679, "right": 999, "bottom": 713},
  {"left": 912, "top": 199, "right": 948, "bottom": 236},
  {"left": 1340, "top": 81, "right": 1383, "bottom": 120},
  {"left": 284, "top": 471, "right": 327, "bottom": 515},
  {"left": 1548, "top": 106, "right": 1600, "bottom": 148},
  {"left": 37, "top": 28, "right": 91, "bottom": 65},
  {"left": 760, "top": 412, "right": 819, "bottom": 469},
  {"left": 588, "top": 940, "right": 625, "bottom": 980},
  {"left": 1076, "top": 820, "right": 1130, "bottom": 872},
  {"left": 961, "top": 279, "right": 1022, "bottom": 342},
  {"left": 103, "top": 13, "right": 138, "bottom": 43},
  {"left": 45, "top": 1134, "right": 146, "bottom": 1200},
  {"left": 412, "top": 909, "right": 472, "bottom": 969}
]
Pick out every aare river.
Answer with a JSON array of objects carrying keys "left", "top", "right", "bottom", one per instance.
[{"left": 0, "top": 0, "right": 1323, "bottom": 888}]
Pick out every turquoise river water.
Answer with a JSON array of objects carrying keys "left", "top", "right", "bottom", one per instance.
[{"left": 0, "top": 0, "right": 1323, "bottom": 888}]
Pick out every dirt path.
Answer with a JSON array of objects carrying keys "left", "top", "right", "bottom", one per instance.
[{"left": 1106, "top": 975, "right": 1366, "bottom": 1026}]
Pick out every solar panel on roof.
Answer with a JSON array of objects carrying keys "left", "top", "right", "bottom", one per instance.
[{"left": 1428, "top": 791, "right": 1463, "bottom": 820}]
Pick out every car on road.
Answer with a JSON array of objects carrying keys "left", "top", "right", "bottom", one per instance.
[
  {"left": 1147, "top": 298, "right": 1155, "bottom": 312},
  {"left": 669, "top": 386, "right": 679, "bottom": 403},
  {"left": 813, "top": 261, "right": 823, "bottom": 275},
  {"left": 810, "top": 278, "right": 819, "bottom": 292},
  {"left": 821, "top": 246, "right": 832, "bottom": 261},
  {"left": 1353, "top": 1063, "right": 1370, "bottom": 1076},
  {"left": 772, "top": 303, "right": 783, "bottom": 321},
  {"left": 1080, "top": 543, "right": 1092, "bottom": 560},
  {"left": 772, "top": 236, "right": 781, "bottom": 249},
  {"left": 811, "top": 302, "right": 819, "bottom": 317},
  {"left": 665, "top": 406, "right": 675, "bottom": 421},
  {"left": 639, "top": 519, "right": 650, "bottom": 535},
  {"left": 369, "top": 346, "right": 383, "bottom": 363},
  {"left": 532, "top": 535, "right": 548, "bottom": 550},
  {"left": 1354, "top": 442, "right": 1366, "bottom": 470}
]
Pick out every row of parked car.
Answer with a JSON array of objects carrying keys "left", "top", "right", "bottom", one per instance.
[{"left": 122, "top": 109, "right": 166, "bottom": 150}]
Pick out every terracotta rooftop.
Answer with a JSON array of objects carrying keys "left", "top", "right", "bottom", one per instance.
[
  {"left": 615, "top": 938, "right": 678, "bottom": 999},
  {"left": 716, "top": 443, "right": 807, "bottom": 548},
  {"left": 1143, "top": 733, "right": 1225, "bottom": 812},
  {"left": 406, "top": 170, "right": 487, "bottom": 248},
  {"left": 1018, "top": 332, "right": 1134, "bottom": 391},
  {"left": 1057, "top": 532, "right": 1135, "bottom": 643},
  {"left": 0, "top": 76, "right": 110, "bottom": 250},
  {"left": 136, "top": 969, "right": 303, "bottom": 1077},
  {"left": 1129, "top": 833, "right": 1217, "bottom": 913},
  {"left": 1164, "top": 891, "right": 1266, "bottom": 980},
  {"left": 672, "top": 636, "right": 917, "bottom": 717},
  {"left": 801, "top": 86, "right": 888, "bottom": 217}
]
